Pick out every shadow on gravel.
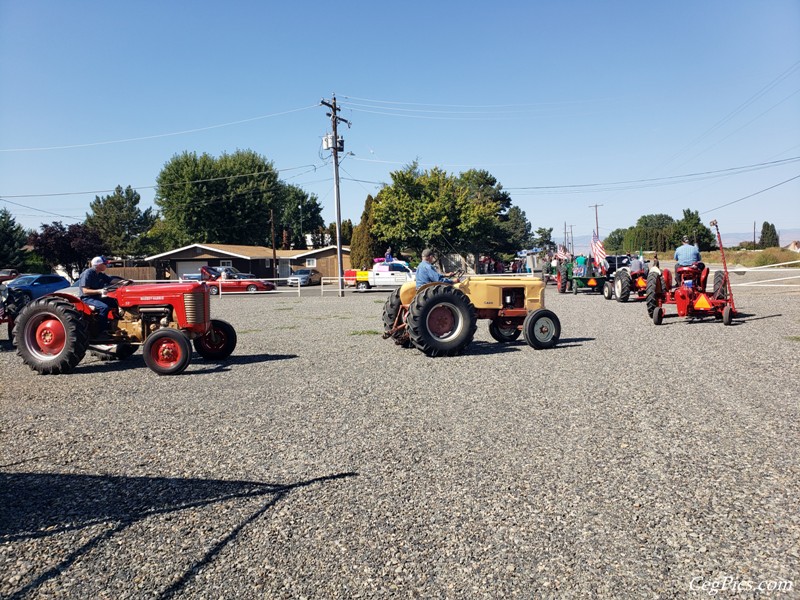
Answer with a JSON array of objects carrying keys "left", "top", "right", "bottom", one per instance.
[
  {"left": 553, "top": 337, "right": 595, "bottom": 348},
  {"left": 0, "top": 471, "right": 357, "bottom": 599},
  {"left": 75, "top": 353, "right": 298, "bottom": 375},
  {"left": 464, "top": 340, "right": 523, "bottom": 355}
]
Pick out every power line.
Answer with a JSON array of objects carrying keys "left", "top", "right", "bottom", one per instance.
[
  {"left": 700, "top": 174, "right": 800, "bottom": 215},
  {"left": 0, "top": 104, "right": 319, "bottom": 152},
  {"left": 341, "top": 94, "right": 616, "bottom": 108}
]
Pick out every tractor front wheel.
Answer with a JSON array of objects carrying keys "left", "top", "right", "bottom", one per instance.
[
  {"left": 645, "top": 272, "right": 663, "bottom": 318},
  {"left": 143, "top": 329, "right": 192, "bottom": 375},
  {"left": 602, "top": 281, "right": 613, "bottom": 300},
  {"left": 489, "top": 318, "right": 521, "bottom": 343},
  {"left": 14, "top": 298, "right": 89, "bottom": 374},
  {"left": 614, "top": 271, "right": 631, "bottom": 302},
  {"left": 523, "top": 309, "right": 560, "bottom": 349},
  {"left": 194, "top": 319, "right": 237, "bottom": 360},
  {"left": 407, "top": 284, "right": 477, "bottom": 357},
  {"left": 653, "top": 306, "right": 664, "bottom": 325}
]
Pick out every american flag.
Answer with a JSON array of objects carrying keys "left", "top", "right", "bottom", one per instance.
[
  {"left": 591, "top": 231, "right": 607, "bottom": 264},
  {"left": 556, "top": 245, "right": 569, "bottom": 260}
]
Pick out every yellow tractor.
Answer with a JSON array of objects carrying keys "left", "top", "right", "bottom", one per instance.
[{"left": 382, "top": 276, "right": 561, "bottom": 357}]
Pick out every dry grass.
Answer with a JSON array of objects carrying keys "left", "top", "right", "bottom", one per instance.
[{"left": 702, "top": 248, "right": 799, "bottom": 268}]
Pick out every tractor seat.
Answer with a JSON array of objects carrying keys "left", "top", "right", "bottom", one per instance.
[{"left": 676, "top": 265, "right": 700, "bottom": 275}]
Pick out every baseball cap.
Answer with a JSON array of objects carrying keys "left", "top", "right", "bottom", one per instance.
[
  {"left": 91, "top": 256, "right": 109, "bottom": 266},
  {"left": 682, "top": 235, "right": 690, "bottom": 243}
]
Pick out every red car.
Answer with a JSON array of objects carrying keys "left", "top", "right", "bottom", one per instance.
[
  {"left": 200, "top": 266, "right": 275, "bottom": 295},
  {"left": 0, "top": 268, "right": 20, "bottom": 283}
]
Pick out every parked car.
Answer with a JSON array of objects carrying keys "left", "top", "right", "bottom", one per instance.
[
  {"left": 6, "top": 273, "right": 71, "bottom": 301},
  {"left": 199, "top": 266, "right": 275, "bottom": 295},
  {"left": 219, "top": 266, "right": 257, "bottom": 279},
  {"left": 0, "top": 268, "right": 20, "bottom": 283},
  {"left": 286, "top": 268, "right": 322, "bottom": 286}
]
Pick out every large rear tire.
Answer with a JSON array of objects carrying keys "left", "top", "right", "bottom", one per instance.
[
  {"left": 557, "top": 265, "right": 567, "bottom": 294},
  {"left": 614, "top": 271, "right": 631, "bottom": 303},
  {"left": 143, "top": 329, "right": 192, "bottom": 375},
  {"left": 407, "top": 284, "right": 477, "bottom": 357},
  {"left": 193, "top": 319, "right": 237, "bottom": 360},
  {"left": 489, "top": 319, "right": 522, "bottom": 343},
  {"left": 712, "top": 271, "right": 728, "bottom": 300},
  {"left": 645, "top": 272, "right": 663, "bottom": 318},
  {"left": 14, "top": 298, "right": 89, "bottom": 374},
  {"left": 522, "top": 309, "right": 560, "bottom": 349}
]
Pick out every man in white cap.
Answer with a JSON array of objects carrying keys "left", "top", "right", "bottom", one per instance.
[{"left": 76, "top": 256, "right": 122, "bottom": 333}]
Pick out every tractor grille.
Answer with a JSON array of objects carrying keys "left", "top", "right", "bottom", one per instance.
[{"left": 183, "top": 292, "right": 209, "bottom": 325}]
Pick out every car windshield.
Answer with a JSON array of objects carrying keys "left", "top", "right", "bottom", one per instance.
[{"left": 11, "top": 276, "right": 35, "bottom": 285}]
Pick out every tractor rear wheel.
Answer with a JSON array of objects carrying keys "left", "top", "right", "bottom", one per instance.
[
  {"left": 194, "top": 319, "right": 237, "bottom": 360},
  {"left": 489, "top": 318, "right": 521, "bottom": 343},
  {"left": 143, "top": 329, "right": 192, "bottom": 375},
  {"left": 712, "top": 271, "right": 728, "bottom": 300},
  {"left": 653, "top": 306, "right": 664, "bottom": 325},
  {"left": 645, "top": 272, "right": 663, "bottom": 318},
  {"left": 522, "top": 309, "right": 560, "bottom": 349},
  {"left": 14, "top": 298, "right": 89, "bottom": 374},
  {"left": 614, "top": 271, "right": 631, "bottom": 302},
  {"left": 557, "top": 265, "right": 567, "bottom": 294},
  {"left": 602, "top": 280, "right": 613, "bottom": 300},
  {"left": 407, "top": 284, "right": 477, "bottom": 357}
]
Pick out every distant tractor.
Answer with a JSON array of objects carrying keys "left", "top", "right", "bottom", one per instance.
[
  {"left": 556, "top": 259, "right": 608, "bottom": 295},
  {"left": 602, "top": 261, "right": 649, "bottom": 302},
  {"left": 383, "top": 275, "right": 560, "bottom": 357},
  {"left": 646, "top": 220, "right": 737, "bottom": 325}
]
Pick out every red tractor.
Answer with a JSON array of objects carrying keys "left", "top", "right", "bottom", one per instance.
[
  {"left": 646, "top": 220, "right": 737, "bottom": 325},
  {"left": 12, "top": 279, "right": 236, "bottom": 375}
]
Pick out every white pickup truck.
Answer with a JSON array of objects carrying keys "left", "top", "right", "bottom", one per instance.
[{"left": 344, "top": 261, "right": 415, "bottom": 290}]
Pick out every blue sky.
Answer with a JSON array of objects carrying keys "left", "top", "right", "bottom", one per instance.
[{"left": 1, "top": 1, "right": 798, "bottom": 247}]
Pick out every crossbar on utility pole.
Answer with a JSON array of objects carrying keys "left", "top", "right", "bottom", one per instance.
[
  {"left": 589, "top": 204, "right": 603, "bottom": 238},
  {"left": 320, "top": 94, "right": 350, "bottom": 297}
]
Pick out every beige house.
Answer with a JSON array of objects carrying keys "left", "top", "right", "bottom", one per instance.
[{"left": 146, "top": 244, "right": 351, "bottom": 281}]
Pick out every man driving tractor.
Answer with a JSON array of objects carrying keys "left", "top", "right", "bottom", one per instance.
[
  {"left": 416, "top": 248, "right": 454, "bottom": 287},
  {"left": 673, "top": 236, "right": 704, "bottom": 287},
  {"left": 76, "top": 256, "right": 124, "bottom": 333}
]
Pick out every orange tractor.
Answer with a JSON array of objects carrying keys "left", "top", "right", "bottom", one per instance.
[{"left": 646, "top": 220, "right": 737, "bottom": 325}]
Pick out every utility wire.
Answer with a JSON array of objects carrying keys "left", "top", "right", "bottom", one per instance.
[
  {"left": 700, "top": 174, "right": 800, "bottom": 214},
  {"left": 0, "top": 104, "right": 319, "bottom": 152},
  {"left": 341, "top": 95, "right": 615, "bottom": 108}
]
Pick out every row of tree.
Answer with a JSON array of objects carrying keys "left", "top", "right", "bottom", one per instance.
[
  {"left": 603, "top": 211, "right": 718, "bottom": 254},
  {"left": 348, "top": 164, "right": 550, "bottom": 270}
]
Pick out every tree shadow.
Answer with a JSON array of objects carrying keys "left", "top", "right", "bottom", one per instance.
[{"left": 1, "top": 471, "right": 356, "bottom": 599}]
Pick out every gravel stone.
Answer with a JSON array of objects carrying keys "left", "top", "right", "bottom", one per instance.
[{"left": 1, "top": 275, "right": 798, "bottom": 598}]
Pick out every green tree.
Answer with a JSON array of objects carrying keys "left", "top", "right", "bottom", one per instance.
[
  {"left": 635, "top": 214, "right": 675, "bottom": 230},
  {"left": 0, "top": 208, "right": 29, "bottom": 268},
  {"left": 499, "top": 207, "right": 534, "bottom": 256},
  {"left": 155, "top": 149, "right": 279, "bottom": 246},
  {"left": 759, "top": 221, "right": 779, "bottom": 248},
  {"left": 603, "top": 228, "right": 629, "bottom": 253},
  {"left": 28, "top": 221, "right": 107, "bottom": 280},
  {"left": 531, "top": 226, "right": 555, "bottom": 254},
  {"left": 350, "top": 195, "right": 386, "bottom": 270},
  {"left": 85, "top": 185, "right": 156, "bottom": 259},
  {"left": 672, "top": 209, "right": 716, "bottom": 250}
]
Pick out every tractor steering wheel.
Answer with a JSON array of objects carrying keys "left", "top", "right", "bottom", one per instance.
[{"left": 105, "top": 278, "right": 134, "bottom": 292}]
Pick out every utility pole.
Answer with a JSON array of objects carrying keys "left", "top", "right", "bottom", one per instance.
[
  {"left": 271, "top": 209, "right": 277, "bottom": 280},
  {"left": 568, "top": 225, "right": 574, "bottom": 255},
  {"left": 589, "top": 204, "right": 603, "bottom": 237},
  {"left": 320, "top": 94, "right": 350, "bottom": 297}
]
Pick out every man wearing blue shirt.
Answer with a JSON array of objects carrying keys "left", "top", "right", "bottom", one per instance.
[
  {"left": 416, "top": 248, "right": 453, "bottom": 287},
  {"left": 77, "top": 256, "right": 122, "bottom": 332},
  {"left": 673, "top": 236, "right": 704, "bottom": 287}
]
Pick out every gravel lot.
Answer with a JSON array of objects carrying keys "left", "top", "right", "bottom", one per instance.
[{"left": 1, "top": 273, "right": 799, "bottom": 599}]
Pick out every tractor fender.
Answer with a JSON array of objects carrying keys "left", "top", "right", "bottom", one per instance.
[
  {"left": 48, "top": 292, "right": 96, "bottom": 317},
  {"left": 399, "top": 280, "right": 419, "bottom": 305}
]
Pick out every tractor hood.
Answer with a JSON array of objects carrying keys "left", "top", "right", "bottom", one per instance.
[{"left": 115, "top": 281, "right": 205, "bottom": 307}]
